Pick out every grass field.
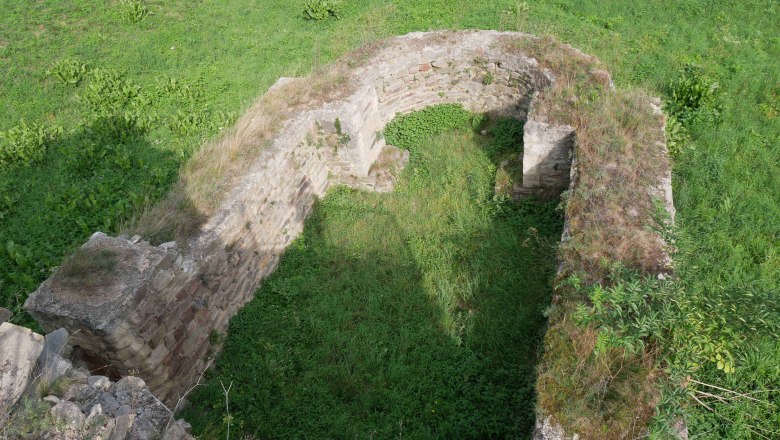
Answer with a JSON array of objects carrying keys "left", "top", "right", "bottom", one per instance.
[
  {"left": 1, "top": 0, "right": 778, "bottom": 437},
  {"left": 181, "top": 110, "right": 563, "bottom": 438}
]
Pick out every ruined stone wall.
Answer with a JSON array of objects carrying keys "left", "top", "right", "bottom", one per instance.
[
  {"left": 22, "top": 30, "right": 678, "bottom": 439},
  {"left": 26, "top": 31, "right": 573, "bottom": 404},
  {"left": 0, "top": 314, "right": 192, "bottom": 440}
]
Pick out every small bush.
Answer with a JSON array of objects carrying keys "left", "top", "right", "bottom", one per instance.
[
  {"left": 302, "top": 0, "right": 342, "bottom": 20},
  {"left": 664, "top": 115, "right": 691, "bottom": 158},
  {"left": 488, "top": 117, "right": 524, "bottom": 156},
  {"left": 168, "top": 109, "right": 235, "bottom": 137},
  {"left": 47, "top": 58, "right": 88, "bottom": 86},
  {"left": 79, "top": 68, "right": 145, "bottom": 120},
  {"left": 0, "top": 120, "right": 62, "bottom": 168},
  {"left": 665, "top": 65, "right": 723, "bottom": 126},
  {"left": 383, "top": 104, "right": 472, "bottom": 153},
  {"left": 119, "top": 0, "right": 149, "bottom": 23}
]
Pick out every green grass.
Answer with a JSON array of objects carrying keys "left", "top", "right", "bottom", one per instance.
[
  {"left": 181, "top": 114, "right": 563, "bottom": 438},
  {"left": 1, "top": 0, "right": 778, "bottom": 437}
]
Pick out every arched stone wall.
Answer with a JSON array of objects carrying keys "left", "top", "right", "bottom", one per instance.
[{"left": 26, "top": 31, "right": 588, "bottom": 403}]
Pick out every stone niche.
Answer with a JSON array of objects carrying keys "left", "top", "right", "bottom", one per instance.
[{"left": 26, "top": 31, "right": 578, "bottom": 404}]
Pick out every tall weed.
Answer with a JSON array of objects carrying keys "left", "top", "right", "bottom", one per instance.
[
  {"left": 0, "top": 121, "right": 62, "bottom": 168},
  {"left": 47, "top": 58, "right": 88, "bottom": 86},
  {"left": 118, "top": 0, "right": 149, "bottom": 23}
]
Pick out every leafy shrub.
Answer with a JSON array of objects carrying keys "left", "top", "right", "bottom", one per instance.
[
  {"left": 383, "top": 104, "right": 473, "bottom": 153},
  {"left": 47, "top": 58, "right": 88, "bottom": 86},
  {"left": 664, "top": 115, "right": 693, "bottom": 159},
  {"left": 0, "top": 120, "right": 62, "bottom": 167},
  {"left": 61, "top": 116, "right": 145, "bottom": 176},
  {"left": 665, "top": 65, "right": 723, "bottom": 126},
  {"left": 156, "top": 77, "right": 205, "bottom": 104},
  {"left": 569, "top": 260, "right": 780, "bottom": 434},
  {"left": 302, "top": 0, "right": 342, "bottom": 20},
  {"left": 79, "top": 68, "right": 152, "bottom": 126},
  {"left": 119, "top": 0, "right": 149, "bottom": 23},
  {"left": 168, "top": 108, "right": 235, "bottom": 137},
  {"left": 487, "top": 117, "right": 524, "bottom": 156}
]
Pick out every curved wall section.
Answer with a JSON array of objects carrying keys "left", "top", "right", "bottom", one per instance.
[{"left": 26, "top": 31, "right": 577, "bottom": 403}]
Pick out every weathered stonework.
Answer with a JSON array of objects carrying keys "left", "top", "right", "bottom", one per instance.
[
  {"left": 23, "top": 30, "right": 676, "bottom": 439},
  {"left": 522, "top": 120, "right": 575, "bottom": 194},
  {"left": 0, "top": 319, "right": 191, "bottom": 439},
  {"left": 26, "top": 30, "right": 569, "bottom": 404}
]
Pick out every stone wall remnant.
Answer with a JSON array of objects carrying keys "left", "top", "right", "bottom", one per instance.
[
  {"left": 22, "top": 30, "right": 676, "bottom": 439},
  {"left": 0, "top": 319, "right": 191, "bottom": 439},
  {"left": 26, "top": 30, "right": 570, "bottom": 404}
]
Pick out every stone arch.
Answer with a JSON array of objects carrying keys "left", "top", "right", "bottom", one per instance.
[{"left": 25, "top": 31, "right": 653, "bottom": 414}]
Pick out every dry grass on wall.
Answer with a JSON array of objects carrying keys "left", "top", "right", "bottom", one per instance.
[
  {"left": 561, "top": 89, "right": 669, "bottom": 280},
  {"left": 499, "top": 35, "right": 673, "bottom": 437},
  {"left": 129, "top": 66, "right": 355, "bottom": 245},
  {"left": 534, "top": 90, "right": 669, "bottom": 437},
  {"left": 503, "top": 36, "right": 670, "bottom": 280}
]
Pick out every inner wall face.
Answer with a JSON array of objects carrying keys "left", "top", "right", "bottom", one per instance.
[
  {"left": 25, "top": 31, "right": 563, "bottom": 404},
  {"left": 181, "top": 109, "right": 564, "bottom": 438}
]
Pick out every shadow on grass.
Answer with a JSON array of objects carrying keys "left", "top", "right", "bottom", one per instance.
[
  {"left": 0, "top": 116, "right": 178, "bottom": 328},
  {"left": 182, "top": 126, "right": 562, "bottom": 439}
]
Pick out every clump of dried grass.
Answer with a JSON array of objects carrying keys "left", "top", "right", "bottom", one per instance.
[
  {"left": 58, "top": 247, "right": 120, "bottom": 289},
  {"left": 561, "top": 89, "right": 668, "bottom": 280}
]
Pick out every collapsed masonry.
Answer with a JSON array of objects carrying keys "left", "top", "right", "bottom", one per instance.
[
  {"left": 0, "top": 312, "right": 192, "bottom": 440},
  {"left": 24, "top": 31, "right": 674, "bottom": 439}
]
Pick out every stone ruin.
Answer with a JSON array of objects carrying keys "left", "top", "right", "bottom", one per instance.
[
  {"left": 14, "top": 30, "right": 675, "bottom": 439},
  {"left": 0, "top": 314, "right": 192, "bottom": 439}
]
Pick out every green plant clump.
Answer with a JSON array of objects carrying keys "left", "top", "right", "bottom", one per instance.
[
  {"left": 118, "top": 0, "right": 149, "bottom": 23},
  {"left": 47, "top": 58, "right": 88, "bottom": 86},
  {"left": 0, "top": 120, "right": 62, "bottom": 168},
  {"left": 383, "top": 103, "right": 475, "bottom": 153},
  {"left": 302, "top": 0, "right": 342, "bottom": 21},
  {"left": 665, "top": 65, "right": 723, "bottom": 127}
]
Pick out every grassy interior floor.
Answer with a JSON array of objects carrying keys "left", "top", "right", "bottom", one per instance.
[{"left": 181, "top": 127, "right": 563, "bottom": 439}]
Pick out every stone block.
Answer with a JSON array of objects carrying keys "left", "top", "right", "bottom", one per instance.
[
  {"left": 522, "top": 120, "right": 575, "bottom": 190},
  {"left": 40, "top": 353, "right": 72, "bottom": 384},
  {"left": 89, "top": 375, "right": 112, "bottom": 391},
  {"left": 110, "top": 413, "right": 135, "bottom": 440},
  {"left": 50, "top": 400, "right": 86, "bottom": 428},
  {"left": 0, "top": 308, "right": 12, "bottom": 323},
  {"left": 0, "top": 322, "right": 44, "bottom": 413}
]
